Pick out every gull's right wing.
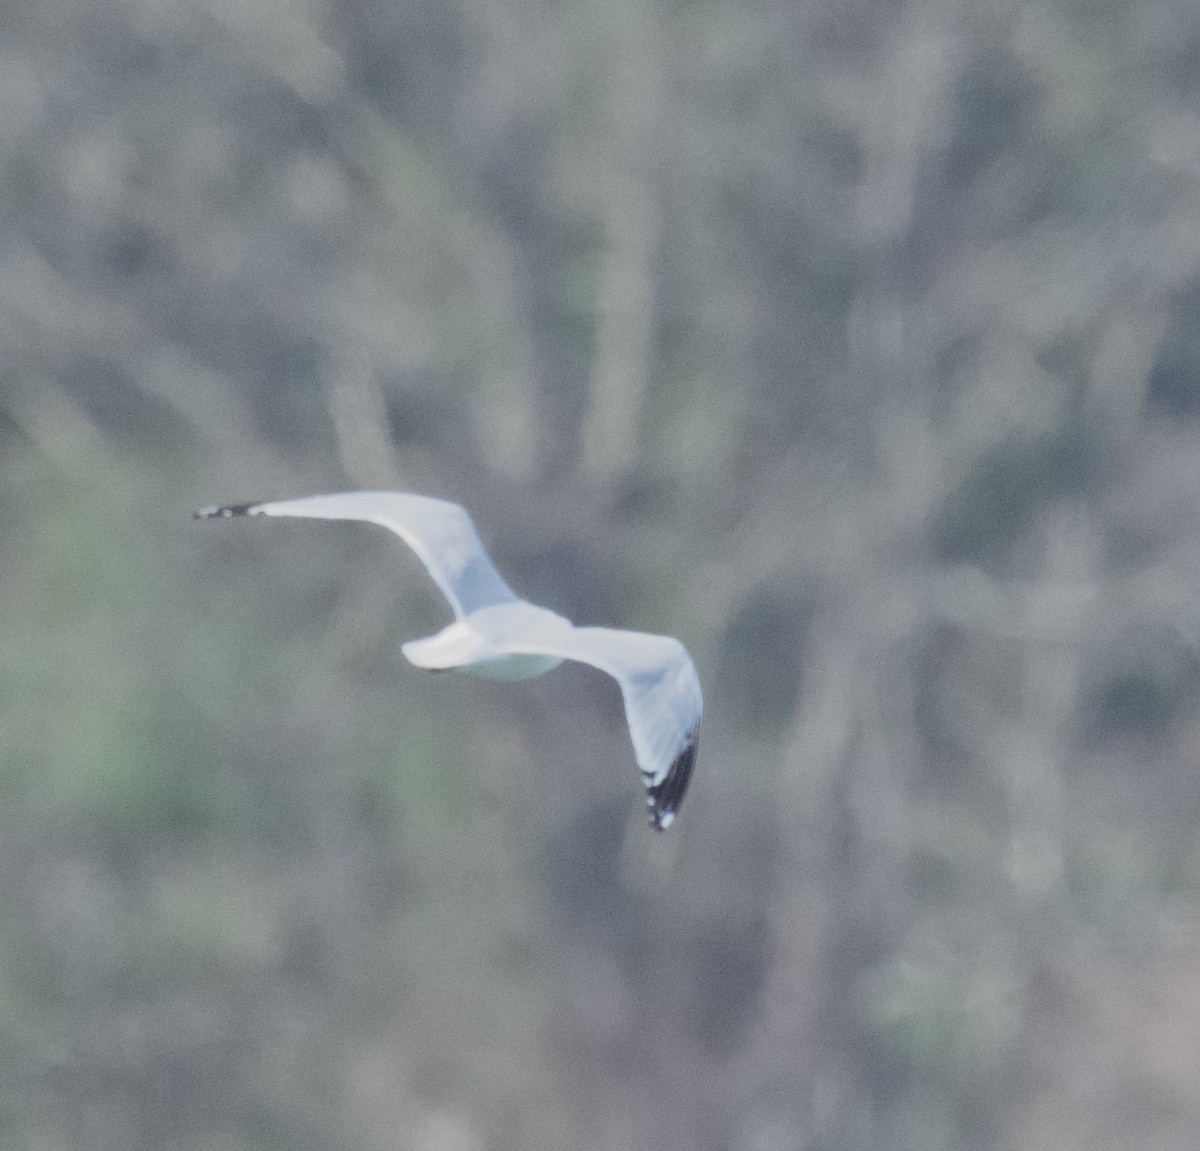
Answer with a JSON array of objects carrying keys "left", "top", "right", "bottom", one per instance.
[{"left": 480, "top": 619, "right": 703, "bottom": 829}]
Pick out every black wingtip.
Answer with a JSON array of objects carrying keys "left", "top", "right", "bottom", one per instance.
[
  {"left": 193, "top": 502, "right": 260, "bottom": 520},
  {"left": 646, "top": 724, "right": 700, "bottom": 831}
]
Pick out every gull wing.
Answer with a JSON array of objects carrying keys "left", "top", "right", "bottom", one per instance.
[
  {"left": 485, "top": 620, "right": 703, "bottom": 829},
  {"left": 194, "top": 491, "right": 519, "bottom": 618}
]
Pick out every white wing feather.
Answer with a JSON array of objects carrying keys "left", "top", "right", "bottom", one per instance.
[
  {"left": 469, "top": 618, "right": 703, "bottom": 828},
  {"left": 195, "top": 491, "right": 517, "bottom": 619}
]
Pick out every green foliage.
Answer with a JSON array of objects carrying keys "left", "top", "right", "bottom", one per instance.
[{"left": 932, "top": 426, "right": 1096, "bottom": 564}]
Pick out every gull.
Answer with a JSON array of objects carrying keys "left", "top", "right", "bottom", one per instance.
[{"left": 195, "top": 491, "right": 702, "bottom": 829}]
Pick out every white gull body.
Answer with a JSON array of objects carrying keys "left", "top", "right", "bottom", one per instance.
[{"left": 195, "top": 491, "right": 702, "bottom": 828}]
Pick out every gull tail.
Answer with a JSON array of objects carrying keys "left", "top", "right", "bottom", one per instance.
[{"left": 646, "top": 724, "right": 699, "bottom": 831}]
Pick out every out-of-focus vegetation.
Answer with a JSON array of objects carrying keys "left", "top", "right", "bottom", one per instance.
[{"left": 4, "top": 0, "right": 1200, "bottom": 1147}]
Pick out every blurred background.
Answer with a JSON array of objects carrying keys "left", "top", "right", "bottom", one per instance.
[{"left": 4, "top": 0, "right": 1200, "bottom": 1147}]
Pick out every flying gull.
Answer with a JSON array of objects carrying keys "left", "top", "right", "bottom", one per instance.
[{"left": 195, "top": 491, "right": 702, "bottom": 828}]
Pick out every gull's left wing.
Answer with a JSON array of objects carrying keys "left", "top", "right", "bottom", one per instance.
[{"left": 194, "top": 491, "right": 519, "bottom": 619}]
